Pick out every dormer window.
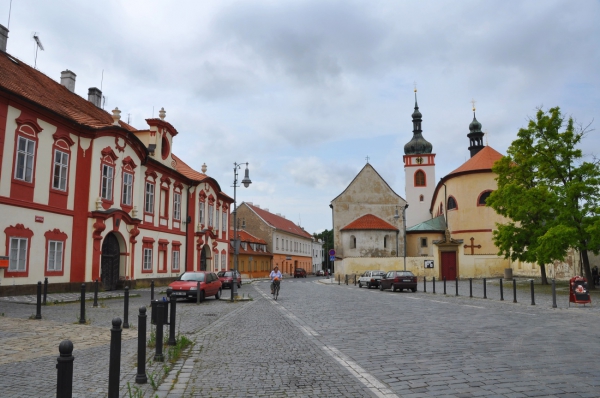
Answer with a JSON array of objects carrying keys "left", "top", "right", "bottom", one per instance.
[{"left": 161, "top": 134, "right": 170, "bottom": 160}]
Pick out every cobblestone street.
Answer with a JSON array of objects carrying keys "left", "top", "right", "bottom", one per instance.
[{"left": 0, "top": 277, "right": 599, "bottom": 397}]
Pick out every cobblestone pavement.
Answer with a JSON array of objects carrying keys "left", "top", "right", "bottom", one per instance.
[{"left": 1, "top": 277, "right": 599, "bottom": 397}]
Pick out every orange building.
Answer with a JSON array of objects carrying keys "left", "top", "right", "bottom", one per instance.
[{"left": 230, "top": 229, "right": 273, "bottom": 278}]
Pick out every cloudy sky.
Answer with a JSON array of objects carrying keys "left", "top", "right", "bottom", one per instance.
[{"left": 2, "top": 0, "right": 599, "bottom": 233}]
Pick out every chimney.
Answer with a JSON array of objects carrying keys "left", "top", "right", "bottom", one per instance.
[
  {"left": 88, "top": 87, "right": 102, "bottom": 107},
  {"left": 0, "top": 24, "right": 8, "bottom": 52},
  {"left": 60, "top": 70, "right": 76, "bottom": 92},
  {"left": 255, "top": 204, "right": 260, "bottom": 208}
]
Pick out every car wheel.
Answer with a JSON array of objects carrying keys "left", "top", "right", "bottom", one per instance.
[
  {"left": 412, "top": 288, "right": 417, "bottom": 292},
  {"left": 238, "top": 283, "right": 241, "bottom": 288},
  {"left": 199, "top": 290, "right": 205, "bottom": 303},
  {"left": 379, "top": 284, "right": 384, "bottom": 291},
  {"left": 358, "top": 282, "right": 362, "bottom": 288},
  {"left": 392, "top": 285, "right": 396, "bottom": 292},
  {"left": 215, "top": 288, "right": 221, "bottom": 300},
  {"left": 399, "top": 288, "right": 404, "bottom": 292}
]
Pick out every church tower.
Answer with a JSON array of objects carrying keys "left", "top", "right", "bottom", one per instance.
[
  {"left": 404, "top": 90, "right": 435, "bottom": 228},
  {"left": 468, "top": 104, "right": 485, "bottom": 157}
]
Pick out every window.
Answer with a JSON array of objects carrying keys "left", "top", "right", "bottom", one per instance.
[
  {"left": 143, "top": 248, "right": 153, "bottom": 270},
  {"left": 101, "top": 164, "right": 114, "bottom": 200},
  {"left": 221, "top": 250, "right": 226, "bottom": 270},
  {"left": 9, "top": 237, "right": 27, "bottom": 272},
  {"left": 421, "top": 238, "right": 428, "bottom": 248},
  {"left": 199, "top": 202, "right": 205, "bottom": 225},
  {"left": 384, "top": 235, "right": 388, "bottom": 248},
  {"left": 420, "top": 194, "right": 424, "bottom": 202},
  {"left": 15, "top": 136, "right": 35, "bottom": 182},
  {"left": 214, "top": 253, "right": 219, "bottom": 271},
  {"left": 215, "top": 206, "right": 220, "bottom": 231},
  {"left": 222, "top": 211, "right": 227, "bottom": 233},
  {"left": 415, "top": 170, "right": 426, "bottom": 187},
  {"left": 145, "top": 182, "right": 154, "bottom": 213},
  {"left": 208, "top": 203, "right": 214, "bottom": 227},
  {"left": 276, "top": 238, "right": 279, "bottom": 250},
  {"left": 173, "top": 193, "right": 181, "bottom": 220},
  {"left": 47, "top": 241, "right": 63, "bottom": 271},
  {"left": 478, "top": 191, "right": 492, "bottom": 206},
  {"left": 172, "top": 250, "right": 180, "bottom": 271},
  {"left": 350, "top": 235, "right": 356, "bottom": 249},
  {"left": 52, "top": 150, "right": 69, "bottom": 191},
  {"left": 122, "top": 172, "right": 133, "bottom": 206},
  {"left": 447, "top": 196, "right": 457, "bottom": 210}
]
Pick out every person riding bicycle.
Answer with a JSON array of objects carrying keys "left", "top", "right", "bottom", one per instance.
[{"left": 270, "top": 266, "right": 282, "bottom": 295}]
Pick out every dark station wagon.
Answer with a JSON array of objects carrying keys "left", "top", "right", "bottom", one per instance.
[{"left": 379, "top": 270, "right": 418, "bottom": 292}]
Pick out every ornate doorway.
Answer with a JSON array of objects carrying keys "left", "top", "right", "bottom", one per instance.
[
  {"left": 200, "top": 246, "right": 208, "bottom": 271},
  {"left": 101, "top": 233, "right": 121, "bottom": 291}
]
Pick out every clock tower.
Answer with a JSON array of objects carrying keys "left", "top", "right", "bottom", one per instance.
[{"left": 403, "top": 90, "right": 436, "bottom": 228}]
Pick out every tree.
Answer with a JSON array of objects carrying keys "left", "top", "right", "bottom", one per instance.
[{"left": 487, "top": 107, "right": 600, "bottom": 286}]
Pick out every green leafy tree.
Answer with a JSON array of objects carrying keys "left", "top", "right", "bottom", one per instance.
[{"left": 487, "top": 107, "right": 600, "bottom": 286}]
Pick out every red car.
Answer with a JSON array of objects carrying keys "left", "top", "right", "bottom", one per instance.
[
  {"left": 169, "top": 271, "right": 222, "bottom": 301},
  {"left": 294, "top": 268, "right": 307, "bottom": 278},
  {"left": 379, "top": 270, "right": 418, "bottom": 292},
  {"left": 217, "top": 270, "right": 242, "bottom": 289}
]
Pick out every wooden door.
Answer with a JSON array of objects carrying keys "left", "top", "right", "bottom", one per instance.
[
  {"left": 101, "top": 233, "right": 120, "bottom": 291},
  {"left": 441, "top": 251, "right": 457, "bottom": 280}
]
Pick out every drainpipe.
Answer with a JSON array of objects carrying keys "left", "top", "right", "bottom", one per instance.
[{"left": 185, "top": 186, "right": 192, "bottom": 272}]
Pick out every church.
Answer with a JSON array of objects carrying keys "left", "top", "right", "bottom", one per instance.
[{"left": 332, "top": 91, "right": 581, "bottom": 280}]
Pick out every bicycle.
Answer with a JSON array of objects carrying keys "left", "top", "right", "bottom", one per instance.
[{"left": 271, "top": 279, "right": 280, "bottom": 300}]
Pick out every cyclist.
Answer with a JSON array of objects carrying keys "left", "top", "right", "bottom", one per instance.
[{"left": 270, "top": 266, "right": 282, "bottom": 295}]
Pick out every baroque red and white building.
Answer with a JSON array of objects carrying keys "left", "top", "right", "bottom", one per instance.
[{"left": 0, "top": 26, "right": 231, "bottom": 290}]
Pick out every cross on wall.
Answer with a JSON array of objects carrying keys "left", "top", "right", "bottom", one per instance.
[{"left": 464, "top": 237, "right": 481, "bottom": 255}]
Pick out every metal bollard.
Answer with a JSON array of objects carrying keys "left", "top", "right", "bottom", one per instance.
[
  {"left": 43, "top": 277, "right": 48, "bottom": 305},
  {"left": 530, "top": 280, "right": 535, "bottom": 305},
  {"left": 154, "top": 302, "right": 165, "bottom": 362},
  {"left": 500, "top": 278, "right": 504, "bottom": 301},
  {"left": 455, "top": 278, "right": 459, "bottom": 296},
  {"left": 150, "top": 280, "right": 155, "bottom": 302},
  {"left": 56, "top": 340, "right": 74, "bottom": 398},
  {"left": 513, "top": 279, "right": 517, "bottom": 303},
  {"left": 552, "top": 279, "right": 557, "bottom": 308},
  {"left": 79, "top": 283, "right": 86, "bottom": 324},
  {"left": 135, "top": 307, "right": 148, "bottom": 384},
  {"left": 196, "top": 281, "right": 201, "bottom": 305},
  {"left": 35, "top": 281, "right": 42, "bottom": 319},
  {"left": 469, "top": 278, "right": 473, "bottom": 298},
  {"left": 443, "top": 277, "right": 446, "bottom": 295},
  {"left": 345, "top": 275, "right": 348, "bottom": 285},
  {"left": 93, "top": 279, "right": 99, "bottom": 308},
  {"left": 108, "top": 318, "right": 122, "bottom": 398},
  {"left": 432, "top": 277, "right": 436, "bottom": 294},
  {"left": 423, "top": 276, "right": 427, "bottom": 293},
  {"left": 123, "top": 286, "right": 130, "bottom": 329},
  {"left": 338, "top": 274, "right": 340, "bottom": 285},
  {"left": 168, "top": 293, "right": 177, "bottom": 346},
  {"left": 483, "top": 278, "right": 487, "bottom": 299}
]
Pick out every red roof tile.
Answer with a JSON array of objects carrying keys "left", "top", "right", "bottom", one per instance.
[
  {"left": 172, "top": 154, "right": 209, "bottom": 182},
  {"left": 341, "top": 214, "right": 398, "bottom": 231},
  {"left": 230, "top": 229, "right": 267, "bottom": 245},
  {"left": 449, "top": 146, "right": 503, "bottom": 175},
  {"left": 246, "top": 203, "right": 313, "bottom": 239},
  {"left": 0, "top": 52, "right": 136, "bottom": 131}
]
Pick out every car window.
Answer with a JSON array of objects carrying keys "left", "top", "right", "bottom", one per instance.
[
  {"left": 398, "top": 271, "right": 414, "bottom": 277},
  {"left": 217, "top": 271, "right": 225, "bottom": 277},
  {"left": 385, "top": 272, "right": 393, "bottom": 278},
  {"left": 180, "top": 273, "right": 205, "bottom": 282},
  {"left": 374, "top": 271, "right": 385, "bottom": 276},
  {"left": 224, "top": 271, "right": 232, "bottom": 277}
]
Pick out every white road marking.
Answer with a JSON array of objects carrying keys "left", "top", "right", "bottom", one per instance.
[
  {"left": 463, "top": 305, "right": 484, "bottom": 309},
  {"left": 429, "top": 300, "right": 450, "bottom": 304},
  {"left": 512, "top": 311, "right": 536, "bottom": 316}
]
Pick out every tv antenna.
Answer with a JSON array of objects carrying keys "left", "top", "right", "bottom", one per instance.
[{"left": 32, "top": 32, "right": 44, "bottom": 69}]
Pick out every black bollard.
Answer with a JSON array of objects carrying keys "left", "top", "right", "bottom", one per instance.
[
  {"left": 150, "top": 280, "right": 155, "bottom": 302},
  {"left": 338, "top": 274, "right": 340, "bottom": 285},
  {"left": 123, "top": 286, "right": 130, "bottom": 329},
  {"left": 93, "top": 279, "right": 99, "bottom": 308},
  {"left": 154, "top": 301, "right": 165, "bottom": 362},
  {"left": 513, "top": 279, "right": 517, "bottom": 303},
  {"left": 168, "top": 293, "right": 177, "bottom": 346},
  {"left": 43, "top": 277, "right": 48, "bottom": 305},
  {"left": 500, "top": 278, "right": 504, "bottom": 301},
  {"left": 552, "top": 279, "right": 557, "bottom": 308},
  {"left": 469, "top": 278, "right": 473, "bottom": 298},
  {"left": 35, "top": 281, "right": 42, "bottom": 319},
  {"left": 483, "top": 278, "right": 487, "bottom": 299},
  {"left": 196, "top": 281, "right": 201, "bottom": 305},
  {"left": 79, "top": 283, "right": 86, "bottom": 324},
  {"left": 345, "top": 275, "right": 348, "bottom": 285},
  {"left": 56, "top": 340, "right": 74, "bottom": 398},
  {"left": 432, "top": 277, "right": 436, "bottom": 294},
  {"left": 135, "top": 307, "right": 148, "bottom": 384},
  {"left": 108, "top": 318, "right": 122, "bottom": 398},
  {"left": 455, "top": 278, "right": 459, "bottom": 296},
  {"left": 443, "top": 277, "right": 446, "bottom": 295},
  {"left": 354, "top": 275, "right": 357, "bottom": 286},
  {"left": 423, "top": 276, "right": 427, "bottom": 293},
  {"left": 530, "top": 280, "right": 535, "bottom": 305}
]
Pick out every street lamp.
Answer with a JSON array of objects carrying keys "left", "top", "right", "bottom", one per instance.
[
  {"left": 231, "top": 162, "right": 252, "bottom": 302},
  {"left": 403, "top": 203, "right": 409, "bottom": 271}
]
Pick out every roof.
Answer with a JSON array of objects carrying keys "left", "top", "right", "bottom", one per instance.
[
  {"left": 341, "top": 214, "right": 399, "bottom": 231},
  {"left": 331, "top": 163, "right": 405, "bottom": 204},
  {"left": 0, "top": 51, "right": 135, "bottom": 131},
  {"left": 230, "top": 229, "right": 267, "bottom": 245},
  {"left": 172, "top": 154, "right": 209, "bottom": 182},
  {"left": 448, "top": 146, "right": 503, "bottom": 175},
  {"left": 407, "top": 215, "right": 446, "bottom": 232},
  {"left": 245, "top": 203, "right": 313, "bottom": 239}
]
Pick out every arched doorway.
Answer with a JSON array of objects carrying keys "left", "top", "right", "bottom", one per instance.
[
  {"left": 101, "top": 232, "right": 121, "bottom": 291},
  {"left": 200, "top": 246, "right": 211, "bottom": 271}
]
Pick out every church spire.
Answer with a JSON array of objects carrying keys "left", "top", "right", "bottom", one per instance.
[
  {"left": 404, "top": 88, "right": 432, "bottom": 155},
  {"left": 467, "top": 99, "right": 484, "bottom": 157}
]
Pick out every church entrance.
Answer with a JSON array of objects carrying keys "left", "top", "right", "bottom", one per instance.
[
  {"left": 441, "top": 251, "right": 457, "bottom": 280},
  {"left": 101, "top": 232, "right": 121, "bottom": 291}
]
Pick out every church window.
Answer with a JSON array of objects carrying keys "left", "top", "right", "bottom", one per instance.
[
  {"left": 447, "top": 196, "right": 457, "bottom": 210},
  {"left": 384, "top": 235, "right": 387, "bottom": 248},
  {"left": 478, "top": 190, "right": 492, "bottom": 206},
  {"left": 420, "top": 238, "right": 428, "bottom": 247},
  {"left": 414, "top": 170, "right": 426, "bottom": 187},
  {"left": 419, "top": 195, "right": 424, "bottom": 202},
  {"left": 350, "top": 235, "right": 356, "bottom": 249}
]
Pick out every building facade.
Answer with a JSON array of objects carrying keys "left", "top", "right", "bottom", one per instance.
[
  {"left": 229, "top": 229, "right": 272, "bottom": 278},
  {"left": 311, "top": 239, "right": 324, "bottom": 274}
]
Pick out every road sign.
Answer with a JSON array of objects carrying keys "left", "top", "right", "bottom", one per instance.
[
  {"left": 330, "top": 256, "right": 335, "bottom": 262},
  {"left": 329, "top": 249, "right": 335, "bottom": 256}
]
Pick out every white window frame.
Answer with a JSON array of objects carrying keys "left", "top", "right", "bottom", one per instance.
[
  {"left": 122, "top": 172, "right": 133, "bottom": 206},
  {"left": 9, "top": 237, "right": 28, "bottom": 272},
  {"left": 222, "top": 212, "right": 227, "bottom": 233},
  {"left": 145, "top": 182, "right": 154, "bottom": 214},
  {"left": 143, "top": 248, "right": 153, "bottom": 270},
  {"left": 47, "top": 240, "right": 63, "bottom": 271},
  {"left": 15, "top": 136, "right": 35, "bottom": 183},
  {"left": 52, "top": 149, "right": 69, "bottom": 191},
  {"left": 208, "top": 204, "right": 214, "bottom": 227},
  {"left": 214, "top": 252, "right": 219, "bottom": 271},
  {"left": 221, "top": 253, "right": 226, "bottom": 269},
  {"left": 172, "top": 250, "right": 180, "bottom": 270},
  {"left": 173, "top": 192, "right": 181, "bottom": 220},
  {"left": 199, "top": 202, "right": 205, "bottom": 225},
  {"left": 101, "top": 164, "right": 114, "bottom": 200}
]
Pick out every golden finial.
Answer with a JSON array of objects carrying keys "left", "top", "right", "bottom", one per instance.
[
  {"left": 413, "top": 81, "right": 417, "bottom": 93},
  {"left": 471, "top": 98, "right": 476, "bottom": 112}
]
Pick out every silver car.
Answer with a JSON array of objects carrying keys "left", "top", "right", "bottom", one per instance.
[{"left": 358, "top": 270, "right": 386, "bottom": 289}]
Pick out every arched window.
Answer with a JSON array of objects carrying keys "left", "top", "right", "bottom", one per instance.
[
  {"left": 478, "top": 190, "right": 492, "bottom": 206},
  {"left": 419, "top": 195, "right": 424, "bottom": 202},
  {"left": 415, "top": 170, "right": 426, "bottom": 187},
  {"left": 350, "top": 235, "right": 356, "bottom": 249},
  {"left": 447, "top": 196, "right": 457, "bottom": 210}
]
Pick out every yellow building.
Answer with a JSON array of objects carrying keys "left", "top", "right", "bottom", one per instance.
[{"left": 229, "top": 229, "right": 273, "bottom": 278}]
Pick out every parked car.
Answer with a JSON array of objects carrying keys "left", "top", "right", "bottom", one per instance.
[
  {"left": 294, "top": 268, "right": 307, "bottom": 278},
  {"left": 169, "top": 271, "right": 222, "bottom": 301},
  {"left": 358, "top": 270, "right": 386, "bottom": 289},
  {"left": 379, "top": 270, "right": 418, "bottom": 292},
  {"left": 217, "top": 270, "right": 242, "bottom": 289},
  {"left": 315, "top": 270, "right": 325, "bottom": 276}
]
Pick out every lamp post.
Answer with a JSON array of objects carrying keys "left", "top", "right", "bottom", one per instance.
[
  {"left": 403, "top": 204, "right": 409, "bottom": 271},
  {"left": 231, "top": 162, "right": 252, "bottom": 302}
]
